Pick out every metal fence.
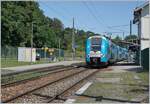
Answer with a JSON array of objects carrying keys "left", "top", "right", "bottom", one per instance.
[{"left": 1, "top": 46, "right": 85, "bottom": 68}]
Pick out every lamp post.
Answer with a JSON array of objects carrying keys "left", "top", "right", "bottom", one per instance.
[
  {"left": 30, "top": 22, "right": 33, "bottom": 64},
  {"left": 59, "top": 38, "right": 61, "bottom": 60},
  {"left": 72, "top": 18, "right": 75, "bottom": 60},
  {"left": 30, "top": 22, "right": 36, "bottom": 64}
]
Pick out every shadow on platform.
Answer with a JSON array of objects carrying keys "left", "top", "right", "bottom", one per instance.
[
  {"left": 112, "top": 62, "right": 138, "bottom": 66},
  {"left": 125, "top": 67, "right": 144, "bottom": 72},
  {"left": 78, "top": 94, "right": 141, "bottom": 103}
]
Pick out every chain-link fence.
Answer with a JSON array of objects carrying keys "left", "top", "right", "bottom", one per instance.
[
  {"left": 36, "top": 48, "right": 66, "bottom": 62},
  {"left": 1, "top": 46, "right": 18, "bottom": 68},
  {"left": 1, "top": 46, "right": 85, "bottom": 68},
  {"left": 1, "top": 46, "right": 18, "bottom": 59}
]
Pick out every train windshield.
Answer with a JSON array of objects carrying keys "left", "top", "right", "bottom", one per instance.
[
  {"left": 91, "top": 46, "right": 101, "bottom": 51},
  {"left": 91, "top": 38, "right": 101, "bottom": 45},
  {"left": 91, "top": 38, "right": 101, "bottom": 51}
]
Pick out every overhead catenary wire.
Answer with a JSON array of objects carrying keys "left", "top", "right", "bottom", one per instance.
[
  {"left": 56, "top": 1, "right": 98, "bottom": 32},
  {"left": 83, "top": 1, "right": 130, "bottom": 34},
  {"left": 39, "top": 1, "right": 71, "bottom": 22},
  {"left": 108, "top": 24, "right": 130, "bottom": 33},
  {"left": 90, "top": 1, "right": 109, "bottom": 28},
  {"left": 40, "top": 1, "right": 130, "bottom": 35},
  {"left": 108, "top": 24, "right": 130, "bottom": 28},
  {"left": 82, "top": 1, "right": 106, "bottom": 29},
  {"left": 84, "top": 1, "right": 115, "bottom": 32},
  {"left": 40, "top": 1, "right": 96, "bottom": 33}
]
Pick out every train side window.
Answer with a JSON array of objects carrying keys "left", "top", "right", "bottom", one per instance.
[
  {"left": 112, "top": 45, "right": 114, "bottom": 49},
  {"left": 108, "top": 45, "right": 111, "bottom": 54}
]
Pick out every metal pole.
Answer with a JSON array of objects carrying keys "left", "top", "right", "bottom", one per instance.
[
  {"left": 139, "top": 21, "right": 141, "bottom": 67},
  {"left": 72, "top": 18, "right": 75, "bottom": 60},
  {"left": 123, "top": 32, "right": 124, "bottom": 40},
  {"left": 44, "top": 45, "right": 47, "bottom": 62},
  {"left": 130, "top": 20, "right": 132, "bottom": 35},
  {"left": 31, "top": 22, "right": 33, "bottom": 64},
  {"left": 59, "top": 38, "right": 61, "bottom": 60}
]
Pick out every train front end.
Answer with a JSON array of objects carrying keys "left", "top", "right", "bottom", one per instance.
[{"left": 85, "top": 36, "right": 104, "bottom": 66}]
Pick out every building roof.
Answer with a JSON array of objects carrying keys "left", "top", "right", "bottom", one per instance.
[
  {"left": 134, "top": 1, "right": 149, "bottom": 12},
  {"left": 88, "top": 35, "right": 108, "bottom": 40},
  {"left": 133, "top": 1, "right": 149, "bottom": 24}
]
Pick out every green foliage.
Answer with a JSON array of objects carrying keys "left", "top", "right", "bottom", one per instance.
[
  {"left": 112, "top": 35, "right": 138, "bottom": 48},
  {"left": 112, "top": 36, "right": 122, "bottom": 46},
  {"left": 1, "top": 1, "right": 96, "bottom": 53},
  {"left": 124, "top": 35, "right": 138, "bottom": 43},
  {"left": 1, "top": 1, "right": 63, "bottom": 48}
]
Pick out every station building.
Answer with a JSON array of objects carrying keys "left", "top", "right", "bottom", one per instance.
[{"left": 133, "top": 2, "right": 150, "bottom": 70}]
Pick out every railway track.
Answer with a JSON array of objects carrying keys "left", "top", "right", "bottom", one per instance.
[
  {"left": 2, "top": 66, "right": 75, "bottom": 87},
  {"left": 2, "top": 66, "right": 107, "bottom": 103},
  {"left": 1, "top": 66, "right": 82, "bottom": 103},
  {"left": 1, "top": 65, "right": 65, "bottom": 77},
  {"left": 46, "top": 69, "right": 99, "bottom": 103},
  {"left": 9, "top": 68, "right": 99, "bottom": 103}
]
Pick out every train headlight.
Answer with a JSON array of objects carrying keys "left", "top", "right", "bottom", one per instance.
[
  {"left": 101, "top": 54, "right": 105, "bottom": 57},
  {"left": 87, "top": 54, "right": 90, "bottom": 58}
]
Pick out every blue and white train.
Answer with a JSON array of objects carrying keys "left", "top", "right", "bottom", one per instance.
[{"left": 85, "top": 35, "right": 128, "bottom": 66}]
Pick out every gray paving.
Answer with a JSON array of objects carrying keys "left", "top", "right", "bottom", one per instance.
[
  {"left": 1, "top": 61, "right": 84, "bottom": 75},
  {"left": 134, "top": 75, "right": 140, "bottom": 80},
  {"left": 1, "top": 69, "right": 16, "bottom": 75},
  {"left": 96, "top": 78, "right": 120, "bottom": 83},
  {"left": 108, "top": 62, "right": 142, "bottom": 73},
  {"left": 131, "top": 93, "right": 149, "bottom": 102}
]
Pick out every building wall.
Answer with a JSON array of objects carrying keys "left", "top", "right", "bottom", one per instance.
[
  {"left": 141, "top": 4, "right": 150, "bottom": 50},
  {"left": 140, "top": 4, "right": 150, "bottom": 70},
  {"left": 141, "top": 4, "right": 149, "bottom": 17},
  {"left": 141, "top": 16, "right": 150, "bottom": 50}
]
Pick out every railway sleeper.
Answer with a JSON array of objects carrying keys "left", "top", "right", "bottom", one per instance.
[{"left": 33, "top": 93, "right": 66, "bottom": 101}]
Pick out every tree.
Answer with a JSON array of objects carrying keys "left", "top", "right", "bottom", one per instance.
[
  {"left": 1, "top": 1, "right": 64, "bottom": 48},
  {"left": 124, "top": 35, "right": 138, "bottom": 43},
  {"left": 1, "top": 1, "right": 102, "bottom": 55},
  {"left": 112, "top": 36, "right": 122, "bottom": 46}
]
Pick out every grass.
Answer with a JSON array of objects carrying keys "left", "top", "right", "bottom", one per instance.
[
  {"left": 1, "top": 58, "right": 64, "bottom": 68},
  {"left": 137, "top": 72, "right": 149, "bottom": 84},
  {"left": 95, "top": 71, "right": 149, "bottom": 85},
  {"left": 81, "top": 83, "right": 146, "bottom": 101},
  {"left": 1, "top": 69, "right": 53, "bottom": 85},
  {"left": 1, "top": 57, "right": 83, "bottom": 68},
  {"left": 95, "top": 72, "right": 123, "bottom": 78},
  {"left": 75, "top": 70, "right": 149, "bottom": 103},
  {"left": 1, "top": 58, "right": 31, "bottom": 68}
]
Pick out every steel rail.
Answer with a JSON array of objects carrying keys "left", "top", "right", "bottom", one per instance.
[
  {"left": 47, "top": 69, "right": 99, "bottom": 103},
  {"left": 2, "top": 67, "right": 86, "bottom": 103},
  {"left": 2, "top": 66, "right": 75, "bottom": 87},
  {"left": 1, "top": 65, "right": 65, "bottom": 77}
]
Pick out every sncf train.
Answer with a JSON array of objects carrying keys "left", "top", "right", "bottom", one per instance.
[{"left": 85, "top": 35, "right": 128, "bottom": 66}]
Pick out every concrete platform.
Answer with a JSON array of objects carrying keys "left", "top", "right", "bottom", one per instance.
[
  {"left": 109, "top": 62, "right": 142, "bottom": 73},
  {"left": 74, "top": 62, "right": 148, "bottom": 103},
  {"left": 1, "top": 61, "right": 84, "bottom": 75},
  {"left": 75, "top": 82, "right": 93, "bottom": 95}
]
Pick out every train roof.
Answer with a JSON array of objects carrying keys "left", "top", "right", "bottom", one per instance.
[
  {"left": 87, "top": 35, "right": 128, "bottom": 51},
  {"left": 88, "top": 35, "right": 107, "bottom": 40}
]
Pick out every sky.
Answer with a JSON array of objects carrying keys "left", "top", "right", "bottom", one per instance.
[{"left": 38, "top": 0, "right": 146, "bottom": 39}]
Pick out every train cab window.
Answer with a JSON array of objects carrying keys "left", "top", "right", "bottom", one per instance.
[
  {"left": 91, "top": 38, "right": 101, "bottom": 45},
  {"left": 91, "top": 38, "right": 101, "bottom": 51},
  {"left": 108, "top": 45, "right": 110, "bottom": 53},
  {"left": 91, "top": 45, "right": 101, "bottom": 51}
]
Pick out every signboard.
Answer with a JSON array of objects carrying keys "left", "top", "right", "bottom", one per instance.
[
  {"left": 18, "top": 47, "right": 26, "bottom": 61},
  {"left": 18, "top": 47, "right": 36, "bottom": 62},
  {"left": 48, "top": 48, "right": 54, "bottom": 52}
]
